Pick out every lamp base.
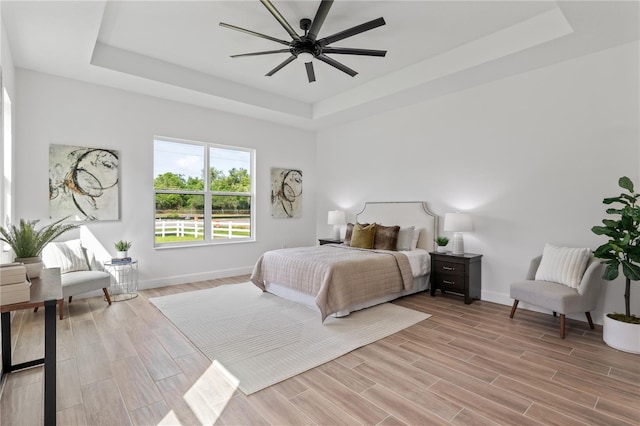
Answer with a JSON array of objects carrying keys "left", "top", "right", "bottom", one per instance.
[
  {"left": 451, "top": 232, "right": 465, "bottom": 255},
  {"left": 333, "top": 225, "right": 341, "bottom": 240}
]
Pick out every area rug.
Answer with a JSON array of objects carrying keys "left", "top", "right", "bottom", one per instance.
[{"left": 149, "top": 282, "right": 430, "bottom": 394}]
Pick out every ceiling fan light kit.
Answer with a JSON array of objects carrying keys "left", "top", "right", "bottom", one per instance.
[{"left": 220, "top": 0, "right": 387, "bottom": 83}]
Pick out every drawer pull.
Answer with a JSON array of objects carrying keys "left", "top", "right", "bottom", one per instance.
[
  {"left": 443, "top": 280, "right": 455, "bottom": 285},
  {"left": 442, "top": 266, "right": 455, "bottom": 271}
]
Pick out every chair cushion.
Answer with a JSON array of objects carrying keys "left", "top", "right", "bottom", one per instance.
[
  {"left": 510, "top": 279, "right": 584, "bottom": 314},
  {"left": 42, "top": 239, "right": 90, "bottom": 274},
  {"left": 61, "top": 270, "right": 110, "bottom": 298},
  {"left": 534, "top": 244, "right": 590, "bottom": 288}
]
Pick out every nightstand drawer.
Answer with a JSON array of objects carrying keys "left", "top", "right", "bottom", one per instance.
[
  {"left": 432, "top": 274, "right": 465, "bottom": 294},
  {"left": 433, "top": 260, "right": 466, "bottom": 276}
]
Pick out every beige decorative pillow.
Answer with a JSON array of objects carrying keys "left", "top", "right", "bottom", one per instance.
[
  {"left": 350, "top": 223, "right": 377, "bottom": 249},
  {"left": 535, "top": 243, "right": 591, "bottom": 288},
  {"left": 374, "top": 224, "right": 400, "bottom": 251},
  {"left": 41, "top": 239, "right": 90, "bottom": 274}
]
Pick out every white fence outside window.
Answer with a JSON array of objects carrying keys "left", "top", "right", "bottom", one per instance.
[{"left": 155, "top": 219, "right": 250, "bottom": 239}]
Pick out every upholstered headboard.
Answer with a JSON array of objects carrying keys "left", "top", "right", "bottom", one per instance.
[{"left": 355, "top": 201, "right": 438, "bottom": 251}]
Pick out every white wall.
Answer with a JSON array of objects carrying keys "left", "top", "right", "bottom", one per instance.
[
  {"left": 14, "top": 70, "right": 317, "bottom": 288},
  {"left": 1, "top": 18, "right": 16, "bottom": 264},
  {"left": 316, "top": 41, "right": 640, "bottom": 324}
]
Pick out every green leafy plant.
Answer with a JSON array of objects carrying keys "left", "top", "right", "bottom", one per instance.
[
  {"left": 591, "top": 176, "right": 640, "bottom": 323},
  {"left": 436, "top": 236, "right": 450, "bottom": 247},
  {"left": 114, "top": 240, "right": 132, "bottom": 251},
  {"left": 0, "top": 217, "right": 78, "bottom": 259}
]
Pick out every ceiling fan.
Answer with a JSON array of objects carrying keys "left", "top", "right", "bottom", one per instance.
[{"left": 219, "top": 0, "right": 386, "bottom": 83}]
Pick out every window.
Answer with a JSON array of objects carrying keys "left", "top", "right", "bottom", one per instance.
[{"left": 154, "top": 137, "right": 254, "bottom": 247}]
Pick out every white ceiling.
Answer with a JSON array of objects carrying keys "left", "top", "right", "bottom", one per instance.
[{"left": 2, "top": 1, "right": 639, "bottom": 129}]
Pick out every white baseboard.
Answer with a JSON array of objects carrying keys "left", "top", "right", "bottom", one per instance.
[
  {"left": 138, "top": 266, "right": 254, "bottom": 290},
  {"left": 67, "top": 266, "right": 254, "bottom": 300}
]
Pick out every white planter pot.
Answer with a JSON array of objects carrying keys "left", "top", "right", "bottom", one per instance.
[
  {"left": 603, "top": 314, "right": 640, "bottom": 354},
  {"left": 116, "top": 251, "right": 128, "bottom": 259},
  {"left": 436, "top": 246, "right": 447, "bottom": 253},
  {"left": 15, "top": 257, "right": 43, "bottom": 279}
]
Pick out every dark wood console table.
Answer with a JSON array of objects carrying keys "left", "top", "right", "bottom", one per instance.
[{"left": 1, "top": 267, "right": 62, "bottom": 426}]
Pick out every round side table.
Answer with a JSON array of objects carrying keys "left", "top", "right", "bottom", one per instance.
[{"left": 103, "top": 259, "right": 138, "bottom": 301}]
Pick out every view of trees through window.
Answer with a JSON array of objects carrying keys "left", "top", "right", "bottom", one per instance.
[{"left": 154, "top": 138, "right": 254, "bottom": 245}]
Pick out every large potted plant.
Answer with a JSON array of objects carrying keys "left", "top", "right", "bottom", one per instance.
[
  {"left": 591, "top": 176, "right": 640, "bottom": 353},
  {"left": 0, "top": 217, "right": 78, "bottom": 278}
]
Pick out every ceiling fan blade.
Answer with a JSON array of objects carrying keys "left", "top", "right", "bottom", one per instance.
[
  {"left": 305, "top": 62, "right": 316, "bottom": 83},
  {"left": 322, "top": 47, "right": 386, "bottom": 57},
  {"left": 231, "top": 49, "right": 291, "bottom": 58},
  {"left": 319, "top": 17, "right": 386, "bottom": 46},
  {"left": 219, "top": 22, "right": 290, "bottom": 46},
  {"left": 316, "top": 54, "right": 357, "bottom": 77},
  {"left": 260, "top": 0, "right": 302, "bottom": 41},
  {"left": 308, "top": 0, "right": 333, "bottom": 41},
  {"left": 266, "top": 55, "right": 297, "bottom": 76}
]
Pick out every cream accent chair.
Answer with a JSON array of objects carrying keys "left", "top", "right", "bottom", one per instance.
[
  {"left": 39, "top": 239, "right": 111, "bottom": 319},
  {"left": 509, "top": 254, "right": 604, "bottom": 338}
]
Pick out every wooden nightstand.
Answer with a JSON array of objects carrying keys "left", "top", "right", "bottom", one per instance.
[
  {"left": 429, "top": 252, "right": 482, "bottom": 304},
  {"left": 318, "top": 238, "right": 343, "bottom": 245}
]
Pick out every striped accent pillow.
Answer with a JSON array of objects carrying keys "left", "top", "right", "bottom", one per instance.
[
  {"left": 535, "top": 244, "right": 591, "bottom": 288},
  {"left": 42, "top": 239, "right": 90, "bottom": 274}
]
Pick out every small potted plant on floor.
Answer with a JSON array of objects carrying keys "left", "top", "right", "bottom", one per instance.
[
  {"left": 435, "top": 236, "right": 450, "bottom": 253},
  {"left": 0, "top": 217, "right": 78, "bottom": 278},
  {"left": 114, "top": 240, "right": 132, "bottom": 259},
  {"left": 591, "top": 176, "right": 640, "bottom": 353}
]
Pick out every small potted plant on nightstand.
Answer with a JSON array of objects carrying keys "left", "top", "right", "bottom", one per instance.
[
  {"left": 114, "top": 240, "right": 132, "bottom": 259},
  {"left": 435, "top": 236, "right": 450, "bottom": 253}
]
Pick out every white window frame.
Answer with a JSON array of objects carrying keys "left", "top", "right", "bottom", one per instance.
[{"left": 153, "top": 136, "right": 255, "bottom": 248}]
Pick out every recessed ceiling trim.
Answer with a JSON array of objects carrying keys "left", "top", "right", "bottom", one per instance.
[
  {"left": 313, "top": 7, "right": 574, "bottom": 120},
  {"left": 90, "top": 42, "right": 312, "bottom": 119}
]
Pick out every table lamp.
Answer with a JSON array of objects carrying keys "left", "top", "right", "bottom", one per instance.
[
  {"left": 444, "top": 212, "right": 473, "bottom": 255},
  {"left": 327, "top": 210, "right": 346, "bottom": 240}
]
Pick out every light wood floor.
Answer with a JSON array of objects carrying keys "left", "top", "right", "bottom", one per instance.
[{"left": 1, "top": 275, "right": 638, "bottom": 425}]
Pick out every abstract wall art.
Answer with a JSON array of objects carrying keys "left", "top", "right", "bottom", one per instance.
[
  {"left": 49, "top": 144, "right": 119, "bottom": 221},
  {"left": 271, "top": 168, "right": 302, "bottom": 218}
]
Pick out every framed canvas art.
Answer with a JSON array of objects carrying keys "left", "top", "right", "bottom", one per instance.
[
  {"left": 271, "top": 168, "right": 302, "bottom": 218},
  {"left": 49, "top": 144, "right": 119, "bottom": 221}
]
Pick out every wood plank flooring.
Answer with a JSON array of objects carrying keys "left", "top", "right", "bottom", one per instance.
[{"left": 1, "top": 275, "right": 638, "bottom": 425}]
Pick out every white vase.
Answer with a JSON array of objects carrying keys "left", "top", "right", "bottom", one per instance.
[
  {"left": 15, "top": 257, "right": 43, "bottom": 279},
  {"left": 436, "top": 246, "right": 447, "bottom": 253},
  {"left": 603, "top": 314, "right": 640, "bottom": 354},
  {"left": 116, "top": 251, "right": 128, "bottom": 259}
]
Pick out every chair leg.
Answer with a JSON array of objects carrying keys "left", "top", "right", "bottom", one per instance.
[
  {"left": 560, "top": 314, "right": 566, "bottom": 339},
  {"left": 34, "top": 307, "right": 39, "bottom": 313},
  {"left": 59, "top": 300, "right": 64, "bottom": 320},
  {"left": 103, "top": 288, "right": 112, "bottom": 306},
  {"left": 585, "top": 312, "right": 595, "bottom": 329},
  {"left": 509, "top": 300, "right": 519, "bottom": 318},
  {"left": 68, "top": 296, "right": 73, "bottom": 303},
  {"left": 553, "top": 311, "right": 557, "bottom": 317}
]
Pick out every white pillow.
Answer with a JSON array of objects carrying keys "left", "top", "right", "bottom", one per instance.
[
  {"left": 42, "top": 239, "right": 90, "bottom": 274},
  {"left": 535, "top": 244, "right": 591, "bottom": 288},
  {"left": 411, "top": 228, "right": 423, "bottom": 250},
  {"left": 396, "top": 226, "right": 415, "bottom": 251}
]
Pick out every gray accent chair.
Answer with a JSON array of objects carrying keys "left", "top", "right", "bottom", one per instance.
[
  {"left": 509, "top": 255, "right": 604, "bottom": 338},
  {"left": 38, "top": 240, "right": 112, "bottom": 319}
]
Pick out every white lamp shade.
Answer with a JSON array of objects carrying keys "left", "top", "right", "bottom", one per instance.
[
  {"left": 444, "top": 212, "right": 473, "bottom": 232},
  {"left": 327, "top": 210, "right": 346, "bottom": 225}
]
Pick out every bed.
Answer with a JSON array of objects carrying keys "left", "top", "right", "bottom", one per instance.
[{"left": 251, "top": 201, "right": 438, "bottom": 320}]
